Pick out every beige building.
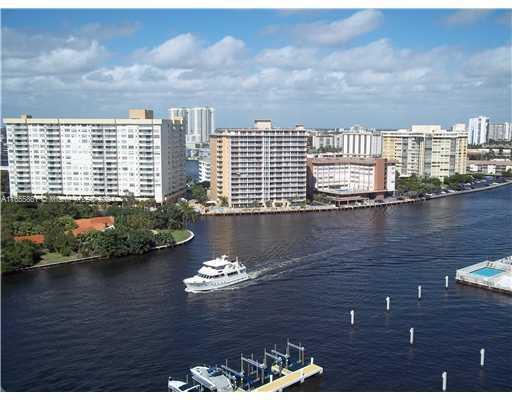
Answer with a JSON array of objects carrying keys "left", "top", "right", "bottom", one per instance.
[
  {"left": 307, "top": 156, "right": 396, "bottom": 198},
  {"left": 3, "top": 110, "right": 186, "bottom": 202},
  {"left": 467, "top": 160, "right": 512, "bottom": 175},
  {"left": 210, "top": 120, "right": 307, "bottom": 208},
  {"left": 382, "top": 125, "right": 467, "bottom": 180}
]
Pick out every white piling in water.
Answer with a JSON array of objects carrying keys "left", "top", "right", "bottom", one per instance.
[
  {"left": 409, "top": 328, "right": 414, "bottom": 345},
  {"left": 310, "top": 357, "right": 314, "bottom": 365},
  {"left": 350, "top": 310, "right": 355, "bottom": 326},
  {"left": 386, "top": 296, "right": 390, "bottom": 311},
  {"left": 442, "top": 371, "right": 447, "bottom": 391},
  {"left": 270, "top": 375, "right": 273, "bottom": 383},
  {"left": 418, "top": 285, "right": 422, "bottom": 300},
  {"left": 480, "top": 348, "right": 485, "bottom": 367},
  {"left": 445, "top": 276, "right": 449, "bottom": 289}
]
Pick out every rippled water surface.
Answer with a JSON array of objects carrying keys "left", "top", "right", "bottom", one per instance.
[{"left": 2, "top": 186, "right": 512, "bottom": 391}]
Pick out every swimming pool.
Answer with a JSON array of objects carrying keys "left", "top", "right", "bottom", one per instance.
[{"left": 471, "top": 267, "right": 504, "bottom": 278}]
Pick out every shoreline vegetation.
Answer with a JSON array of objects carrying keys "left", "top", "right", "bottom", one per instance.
[
  {"left": 5, "top": 229, "right": 194, "bottom": 274},
  {"left": 1, "top": 197, "right": 198, "bottom": 274}
]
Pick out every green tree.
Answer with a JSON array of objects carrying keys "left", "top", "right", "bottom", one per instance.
[
  {"left": 126, "top": 229, "right": 154, "bottom": 254},
  {"left": 1, "top": 240, "right": 40, "bottom": 272},
  {"left": 177, "top": 202, "right": 198, "bottom": 227},
  {"left": 190, "top": 184, "right": 208, "bottom": 203},
  {"left": 153, "top": 230, "right": 176, "bottom": 247}
]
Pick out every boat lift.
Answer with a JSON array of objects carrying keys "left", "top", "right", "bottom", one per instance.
[
  {"left": 240, "top": 353, "right": 266, "bottom": 390},
  {"left": 271, "top": 344, "right": 290, "bottom": 370},
  {"left": 220, "top": 360, "right": 244, "bottom": 388},
  {"left": 286, "top": 339, "right": 305, "bottom": 369}
]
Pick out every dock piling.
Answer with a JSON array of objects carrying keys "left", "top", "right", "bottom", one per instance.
[
  {"left": 350, "top": 310, "right": 355, "bottom": 326},
  {"left": 409, "top": 328, "right": 414, "bottom": 345},
  {"left": 442, "top": 371, "right": 447, "bottom": 391},
  {"left": 386, "top": 296, "right": 390, "bottom": 311},
  {"left": 480, "top": 348, "right": 485, "bottom": 367},
  {"left": 445, "top": 276, "right": 449, "bottom": 289},
  {"left": 418, "top": 285, "right": 422, "bottom": 300}
]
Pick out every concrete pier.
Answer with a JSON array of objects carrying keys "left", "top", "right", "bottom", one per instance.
[{"left": 456, "top": 256, "right": 512, "bottom": 295}]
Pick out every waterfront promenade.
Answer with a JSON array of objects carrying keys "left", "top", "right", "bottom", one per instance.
[{"left": 205, "top": 180, "right": 512, "bottom": 217}]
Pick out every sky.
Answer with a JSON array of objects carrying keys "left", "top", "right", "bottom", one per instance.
[{"left": 1, "top": 8, "right": 511, "bottom": 128}]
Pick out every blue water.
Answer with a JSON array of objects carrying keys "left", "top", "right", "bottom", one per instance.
[
  {"left": 471, "top": 268, "right": 504, "bottom": 278},
  {"left": 2, "top": 185, "right": 512, "bottom": 391}
]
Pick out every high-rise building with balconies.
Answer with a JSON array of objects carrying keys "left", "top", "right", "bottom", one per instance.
[
  {"left": 169, "top": 106, "right": 214, "bottom": 157},
  {"left": 468, "top": 116, "right": 489, "bottom": 145},
  {"left": 3, "top": 110, "right": 185, "bottom": 202},
  {"left": 209, "top": 120, "right": 307, "bottom": 208},
  {"left": 381, "top": 125, "right": 467, "bottom": 180}
]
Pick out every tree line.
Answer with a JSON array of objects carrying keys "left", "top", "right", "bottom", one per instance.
[{"left": 1, "top": 199, "right": 198, "bottom": 272}]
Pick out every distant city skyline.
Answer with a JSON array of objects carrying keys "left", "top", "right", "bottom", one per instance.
[{"left": 1, "top": 8, "right": 511, "bottom": 128}]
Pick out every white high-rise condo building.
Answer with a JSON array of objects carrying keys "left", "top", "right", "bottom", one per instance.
[
  {"left": 3, "top": 109, "right": 186, "bottom": 202},
  {"left": 468, "top": 116, "right": 489, "bottom": 145},
  {"left": 382, "top": 125, "right": 467, "bottom": 180},
  {"left": 488, "top": 122, "right": 511, "bottom": 142},
  {"left": 169, "top": 107, "right": 215, "bottom": 156},
  {"left": 210, "top": 120, "right": 307, "bottom": 208},
  {"left": 309, "top": 128, "right": 382, "bottom": 157}
]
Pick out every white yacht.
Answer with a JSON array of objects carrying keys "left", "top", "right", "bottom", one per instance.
[
  {"left": 183, "top": 255, "right": 249, "bottom": 292},
  {"left": 190, "top": 366, "right": 233, "bottom": 392},
  {"left": 167, "top": 377, "right": 200, "bottom": 392}
]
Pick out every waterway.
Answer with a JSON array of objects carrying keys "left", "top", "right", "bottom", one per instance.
[{"left": 2, "top": 185, "right": 511, "bottom": 391}]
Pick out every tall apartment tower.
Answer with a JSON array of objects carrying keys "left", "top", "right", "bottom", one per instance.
[
  {"left": 169, "top": 107, "right": 215, "bottom": 156},
  {"left": 468, "top": 116, "right": 489, "bottom": 145},
  {"left": 381, "top": 125, "right": 467, "bottom": 180},
  {"left": 0, "top": 127, "right": 8, "bottom": 167},
  {"left": 488, "top": 122, "right": 511, "bottom": 142},
  {"left": 210, "top": 120, "right": 307, "bottom": 208},
  {"left": 3, "top": 110, "right": 186, "bottom": 202}
]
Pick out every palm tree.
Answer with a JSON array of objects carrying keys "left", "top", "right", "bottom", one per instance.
[{"left": 177, "top": 202, "right": 198, "bottom": 228}]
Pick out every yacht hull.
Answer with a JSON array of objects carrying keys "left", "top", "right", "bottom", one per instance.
[{"left": 184, "top": 274, "right": 249, "bottom": 292}]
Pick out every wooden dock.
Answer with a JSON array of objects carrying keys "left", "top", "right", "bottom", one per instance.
[{"left": 252, "top": 363, "right": 323, "bottom": 392}]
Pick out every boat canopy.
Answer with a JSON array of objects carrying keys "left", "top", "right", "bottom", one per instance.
[{"left": 203, "top": 256, "right": 231, "bottom": 268}]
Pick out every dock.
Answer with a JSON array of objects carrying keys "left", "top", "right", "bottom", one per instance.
[
  {"left": 168, "top": 339, "right": 323, "bottom": 392},
  {"left": 253, "top": 361, "right": 323, "bottom": 392},
  {"left": 202, "top": 179, "right": 512, "bottom": 217},
  {"left": 456, "top": 255, "right": 512, "bottom": 295}
]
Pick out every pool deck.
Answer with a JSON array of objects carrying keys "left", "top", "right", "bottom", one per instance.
[{"left": 456, "top": 256, "right": 512, "bottom": 295}]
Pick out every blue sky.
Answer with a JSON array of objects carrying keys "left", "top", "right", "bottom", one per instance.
[{"left": 2, "top": 8, "right": 511, "bottom": 128}]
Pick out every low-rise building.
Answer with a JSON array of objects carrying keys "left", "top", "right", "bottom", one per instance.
[
  {"left": 307, "top": 156, "right": 396, "bottom": 200},
  {"left": 467, "top": 160, "right": 512, "bottom": 175}
]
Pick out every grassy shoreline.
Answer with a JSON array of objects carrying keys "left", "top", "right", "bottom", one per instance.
[{"left": 3, "top": 229, "right": 194, "bottom": 273}]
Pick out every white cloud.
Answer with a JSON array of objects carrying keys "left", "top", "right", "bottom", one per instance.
[
  {"left": 443, "top": 10, "right": 492, "bottom": 26},
  {"left": 144, "top": 33, "right": 245, "bottom": 69},
  {"left": 3, "top": 40, "right": 108, "bottom": 76},
  {"left": 294, "top": 9, "right": 383, "bottom": 46},
  {"left": 256, "top": 46, "right": 317, "bottom": 67},
  {"left": 202, "top": 36, "right": 246, "bottom": 67},
  {"left": 145, "top": 33, "right": 201, "bottom": 67},
  {"left": 2, "top": 24, "right": 510, "bottom": 127},
  {"left": 465, "top": 45, "right": 512, "bottom": 79}
]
